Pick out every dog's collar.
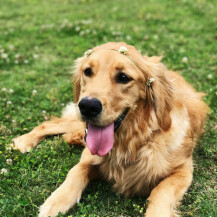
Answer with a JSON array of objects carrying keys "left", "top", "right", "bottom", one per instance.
[
  {"left": 114, "top": 109, "right": 129, "bottom": 131},
  {"left": 84, "top": 109, "right": 128, "bottom": 142}
]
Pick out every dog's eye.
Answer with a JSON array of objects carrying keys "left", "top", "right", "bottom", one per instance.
[
  {"left": 84, "top": 68, "right": 93, "bottom": 77},
  {"left": 115, "top": 72, "right": 132, "bottom": 84}
]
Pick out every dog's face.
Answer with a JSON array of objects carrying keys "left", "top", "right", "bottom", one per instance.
[
  {"left": 75, "top": 48, "right": 145, "bottom": 126},
  {"left": 73, "top": 42, "right": 173, "bottom": 156}
]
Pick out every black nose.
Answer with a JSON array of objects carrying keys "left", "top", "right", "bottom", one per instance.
[{"left": 78, "top": 97, "right": 102, "bottom": 118}]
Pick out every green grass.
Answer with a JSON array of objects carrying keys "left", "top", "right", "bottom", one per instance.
[{"left": 0, "top": 0, "right": 216, "bottom": 216}]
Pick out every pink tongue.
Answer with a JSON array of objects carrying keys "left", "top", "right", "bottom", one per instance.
[{"left": 86, "top": 122, "right": 114, "bottom": 157}]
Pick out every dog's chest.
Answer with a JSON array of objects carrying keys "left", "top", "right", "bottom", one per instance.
[{"left": 100, "top": 144, "right": 172, "bottom": 196}]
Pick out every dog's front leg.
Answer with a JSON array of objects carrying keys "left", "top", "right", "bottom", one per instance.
[
  {"left": 39, "top": 148, "right": 101, "bottom": 217},
  {"left": 145, "top": 158, "right": 193, "bottom": 217},
  {"left": 12, "top": 117, "right": 85, "bottom": 153}
]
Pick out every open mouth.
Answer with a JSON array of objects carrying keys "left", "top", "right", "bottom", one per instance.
[{"left": 85, "top": 110, "right": 128, "bottom": 157}]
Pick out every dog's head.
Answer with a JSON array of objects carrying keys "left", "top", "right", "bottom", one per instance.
[{"left": 73, "top": 42, "right": 173, "bottom": 156}]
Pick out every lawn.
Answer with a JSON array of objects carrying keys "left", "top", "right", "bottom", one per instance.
[{"left": 0, "top": 0, "right": 216, "bottom": 216}]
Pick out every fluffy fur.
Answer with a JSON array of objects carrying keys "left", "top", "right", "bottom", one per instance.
[{"left": 12, "top": 42, "right": 208, "bottom": 217}]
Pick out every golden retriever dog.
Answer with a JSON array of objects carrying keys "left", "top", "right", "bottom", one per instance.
[{"left": 12, "top": 42, "right": 208, "bottom": 217}]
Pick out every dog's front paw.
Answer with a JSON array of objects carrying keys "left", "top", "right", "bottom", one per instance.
[
  {"left": 39, "top": 189, "right": 80, "bottom": 217},
  {"left": 12, "top": 134, "right": 37, "bottom": 153}
]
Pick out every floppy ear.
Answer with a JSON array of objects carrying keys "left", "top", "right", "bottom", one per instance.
[
  {"left": 144, "top": 62, "right": 173, "bottom": 131},
  {"left": 128, "top": 50, "right": 173, "bottom": 131},
  {"left": 73, "top": 57, "right": 83, "bottom": 103},
  {"left": 153, "top": 76, "right": 173, "bottom": 131}
]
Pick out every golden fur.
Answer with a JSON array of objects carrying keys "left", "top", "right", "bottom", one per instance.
[{"left": 12, "top": 42, "right": 208, "bottom": 217}]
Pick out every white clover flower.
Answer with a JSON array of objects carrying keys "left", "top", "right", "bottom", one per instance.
[
  {"left": 6, "top": 159, "right": 12, "bottom": 165},
  {"left": 9, "top": 89, "right": 14, "bottom": 93},
  {"left": 118, "top": 46, "right": 128, "bottom": 54},
  {"left": 146, "top": 78, "right": 156, "bottom": 86},
  {"left": 154, "top": 35, "right": 159, "bottom": 40},
  {"left": 1, "top": 87, "right": 7, "bottom": 92},
  {"left": 32, "top": 89, "right": 37, "bottom": 95},
  {"left": 1, "top": 53, "right": 8, "bottom": 59},
  {"left": 24, "top": 59, "right": 29, "bottom": 64},
  {"left": 14, "top": 60, "right": 19, "bottom": 64},
  {"left": 84, "top": 49, "right": 93, "bottom": 57},
  {"left": 61, "top": 103, "right": 65, "bottom": 106},
  {"left": 42, "top": 110, "right": 46, "bottom": 114},
  {"left": 14, "top": 54, "right": 21, "bottom": 59},
  {"left": 75, "top": 26, "right": 81, "bottom": 32},
  {"left": 12, "top": 119, "right": 16, "bottom": 123},
  {"left": 126, "top": 35, "right": 131, "bottom": 41},
  {"left": 34, "top": 46, "right": 39, "bottom": 50},
  {"left": 6, "top": 146, "right": 12, "bottom": 151},
  {"left": 149, "top": 78, "right": 156, "bottom": 83},
  {"left": 33, "top": 54, "right": 39, "bottom": 59},
  {"left": 7, "top": 101, "right": 12, "bottom": 105},
  {"left": 1, "top": 168, "right": 7, "bottom": 175},
  {"left": 207, "top": 74, "right": 213, "bottom": 79},
  {"left": 182, "top": 57, "right": 188, "bottom": 63},
  {"left": 9, "top": 45, "right": 14, "bottom": 50},
  {"left": 79, "top": 31, "right": 84, "bottom": 36}
]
